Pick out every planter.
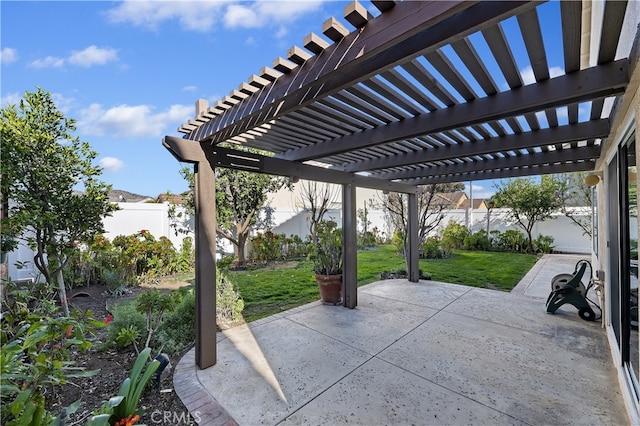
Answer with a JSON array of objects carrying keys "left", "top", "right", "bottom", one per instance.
[{"left": 315, "top": 274, "right": 342, "bottom": 305}]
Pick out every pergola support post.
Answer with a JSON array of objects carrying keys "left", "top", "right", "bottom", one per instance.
[
  {"left": 194, "top": 160, "right": 218, "bottom": 368},
  {"left": 163, "top": 136, "right": 218, "bottom": 369},
  {"left": 342, "top": 183, "right": 357, "bottom": 308},
  {"left": 407, "top": 192, "right": 419, "bottom": 282}
]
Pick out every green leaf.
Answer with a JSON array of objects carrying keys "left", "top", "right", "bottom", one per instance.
[
  {"left": 86, "top": 414, "right": 111, "bottom": 426},
  {"left": 9, "top": 389, "right": 32, "bottom": 417},
  {"left": 127, "top": 359, "right": 160, "bottom": 415}
]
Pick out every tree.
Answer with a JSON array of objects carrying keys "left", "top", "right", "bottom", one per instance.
[
  {"left": 1, "top": 88, "right": 117, "bottom": 316},
  {"left": 555, "top": 171, "right": 594, "bottom": 237},
  {"left": 296, "top": 180, "right": 340, "bottom": 243},
  {"left": 492, "top": 176, "right": 562, "bottom": 253},
  {"left": 179, "top": 157, "right": 289, "bottom": 266},
  {"left": 378, "top": 182, "right": 464, "bottom": 269}
]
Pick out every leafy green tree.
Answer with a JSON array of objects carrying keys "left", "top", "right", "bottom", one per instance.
[
  {"left": 179, "top": 156, "right": 289, "bottom": 266},
  {"left": 1, "top": 88, "right": 117, "bottom": 315},
  {"left": 492, "top": 176, "right": 562, "bottom": 253}
]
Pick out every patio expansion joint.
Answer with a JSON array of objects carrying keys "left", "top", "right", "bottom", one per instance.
[{"left": 369, "top": 355, "right": 535, "bottom": 426}]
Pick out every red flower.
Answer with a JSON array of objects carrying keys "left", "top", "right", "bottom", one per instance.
[{"left": 105, "top": 314, "right": 113, "bottom": 324}]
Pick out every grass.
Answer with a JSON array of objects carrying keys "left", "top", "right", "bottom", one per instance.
[{"left": 228, "top": 245, "right": 539, "bottom": 322}]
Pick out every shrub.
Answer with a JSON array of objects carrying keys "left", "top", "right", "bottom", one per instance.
[
  {"left": 498, "top": 229, "right": 527, "bottom": 253},
  {"left": 112, "top": 230, "right": 180, "bottom": 284},
  {"left": 172, "top": 236, "right": 194, "bottom": 273},
  {"left": 463, "top": 229, "right": 491, "bottom": 251},
  {"left": 358, "top": 231, "right": 377, "bottom": 249},
  {"left": 533, "top": 234, "right": 555, "bottom": 254},
  {"left": 251, "top": 231, "right": 284, "bottom": 262},
  {"left": 1, "top": 278, "right": 99, "bottom": 424},
  {"left": 440, "top": 222, "right": 470, "bottom": 250},
  {"left": 420, "top": 236, "right": 450, "bottom": 259},
  {"left": 153, "top": 287, "right": 196, "bottom": 355},
  {"left": 107, "top": 303, "right": 146, "bottom": 351},
  {"left": 392, "top": 229, "right": 405, "bottom": 255},
  {"left": 217, "top": 269, "right": 244, "bottom": 328},
  {"left": 136, "top": 290, "right": 178, "bottom": 350}
]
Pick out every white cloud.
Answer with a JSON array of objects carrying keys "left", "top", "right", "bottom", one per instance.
[
  {"left": 183, "top": 85, "right": 197, "bottom": 92},
  {"left": 100, "top": 157, "right": 125, "bottom": 172},
  {"left": 105, "top": 0, "right": 229, "bottom": 32},
  {"left": 77, "top": 103, "right": 192, "bottom": 138},
  {"left": 29, "top": 56, "right": 64, "bottom": 69},
  {"left": 0, "top": 47, "right": 18, "bottom": 64},
  {"left": 275, "top": 25, "right": 287, "bottom": 39},
  {"left": 68, "top": 45, "right": 118, "bottom": 67},
  {"left": 1, "top": 92, "right": 21, "bottom": 107},
  {"left": 106, "top": 0, "right": 325, "bottom": 32},
  {"left": 244, "top": 36, "right": 257, "bottom": 46},
  {"left": 224, "top": 1, "right": 324, "bottom": 28},
  {"left": 225, "top": 4, "right": 261, "bottom": 28},
  {"left": 520, "top": 65, "right": 564, "bottom": 85},
  {"left": 467, "top": 183, "right": 495, "bottom": 199}
]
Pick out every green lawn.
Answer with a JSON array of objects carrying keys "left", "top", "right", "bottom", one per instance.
[{"left": 229, "top": 245, "right": 538, "bottom": 322}]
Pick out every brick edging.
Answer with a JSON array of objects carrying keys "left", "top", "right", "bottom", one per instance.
[{"left": 173, "top": 348, "right": 238, "bottom": 426}]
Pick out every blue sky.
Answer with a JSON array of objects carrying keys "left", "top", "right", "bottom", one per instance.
[{"left": 1, "top": 1, "right": 563, "bottom": 199}]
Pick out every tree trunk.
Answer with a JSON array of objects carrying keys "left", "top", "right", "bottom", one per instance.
[
  {"left": 55, "top": 254, "right": 70, "bottom": 317},
  {"left": 237, "top": 233, "right": 247, "bottom": 266},
  {"left": 526, "top": 228, "right": 534, "bottom": 253}
]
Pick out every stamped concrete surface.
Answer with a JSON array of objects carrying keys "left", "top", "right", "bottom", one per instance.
[{"left": 176, "top": 254, "right": 627, "bottom": 425}]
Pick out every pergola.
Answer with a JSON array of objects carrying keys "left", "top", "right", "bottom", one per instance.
[{"left": 163, "top": 0, "right": 631, "bottom": 369}]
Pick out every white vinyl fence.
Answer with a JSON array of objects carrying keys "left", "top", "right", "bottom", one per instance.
[
  {"left": 271, "top": 208, "right": 594, "bottom": 255},
  {"left": 6, "top": 203, "right": 593, "bottom": 282},
  {"left": 7, "top": 202, "right": 194, "bottom": 282}
]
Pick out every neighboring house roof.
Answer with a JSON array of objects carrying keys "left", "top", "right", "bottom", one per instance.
[
  {"left": 459, "top": 199, "right": 487, "bottom": 210},
  {"left": 433, "top": 192, "right": 468, "bottom": 208},
  {"left": 156, "top": 193, "right": 186, "bottom": 204}
]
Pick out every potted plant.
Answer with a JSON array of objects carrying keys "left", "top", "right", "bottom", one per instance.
[{"left": 308, "top": 219, "right": 342, "bottom": 304}]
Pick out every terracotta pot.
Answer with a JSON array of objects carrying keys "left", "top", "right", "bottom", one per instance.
[{"left": 315, "top": 274, "right": 342, "bottom": 305}]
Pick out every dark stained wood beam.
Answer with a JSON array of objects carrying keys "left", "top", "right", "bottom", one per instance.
[
  {"left": 189, "top": 1, "right": 536, "bottom": 144},
  {"left": 375, "top": 145, "right": 601, "bottom": 180},
  {"left": 345, "top": 119, "right": 610, "bottom": 172},
  {"left": 280, "top": 60, "right": 627, "bottom": 162},
  {"left": 560, "top": 1, "right": 581, "bottom": 73},
  {"left": 404, "top": 161, "right": 596, "bottom": 185},
  {"left": 163, "top": 136, "right": 417, "bottom": 194},
  {"left": 598, "top": 0, "right": 628, "bottom": 64}
]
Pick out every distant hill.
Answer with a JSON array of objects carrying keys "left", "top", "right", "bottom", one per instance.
[{"left": 108, "top": 189, "right": 153, "bottom": 203}]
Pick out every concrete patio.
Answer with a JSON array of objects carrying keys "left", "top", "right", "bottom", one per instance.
[{"left": 174, "top": 254, "right": 628, "bottom": 425}]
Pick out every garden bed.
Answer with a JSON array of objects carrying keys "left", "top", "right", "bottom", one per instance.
[{"left": 45, "top": 284, "right": 193, "bottom": 425}]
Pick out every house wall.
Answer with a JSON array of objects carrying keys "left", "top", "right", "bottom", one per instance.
[{"left": 591, "top": 0, "right": 640, "bottom": 422}]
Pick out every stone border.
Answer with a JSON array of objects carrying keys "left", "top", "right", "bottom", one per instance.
[{"left": 174, "top": 348, "right": 238, "bottom": 426}]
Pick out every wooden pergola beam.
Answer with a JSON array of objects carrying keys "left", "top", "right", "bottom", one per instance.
[
  {"left": 375, "top": 144, "right": 601, "bottom": 181},
  {"left": 164, "top": 135, "right": 418, "bottom": 194},
  {"left": 281, "top": 61, "right": 627, "bottom": 162},
  {"left": 404, "top": 161, "right": 596, "bottom": 185},
  {"left": 354, "top": 120, "right": 610, "bottom": 173},
  {"left": 189, "top": 1, "right": 535, "bottom": 144}
]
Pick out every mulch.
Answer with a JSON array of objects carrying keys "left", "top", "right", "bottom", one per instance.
[{"left": 44, "top": 284, "right": 195, "bottom": 425}]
